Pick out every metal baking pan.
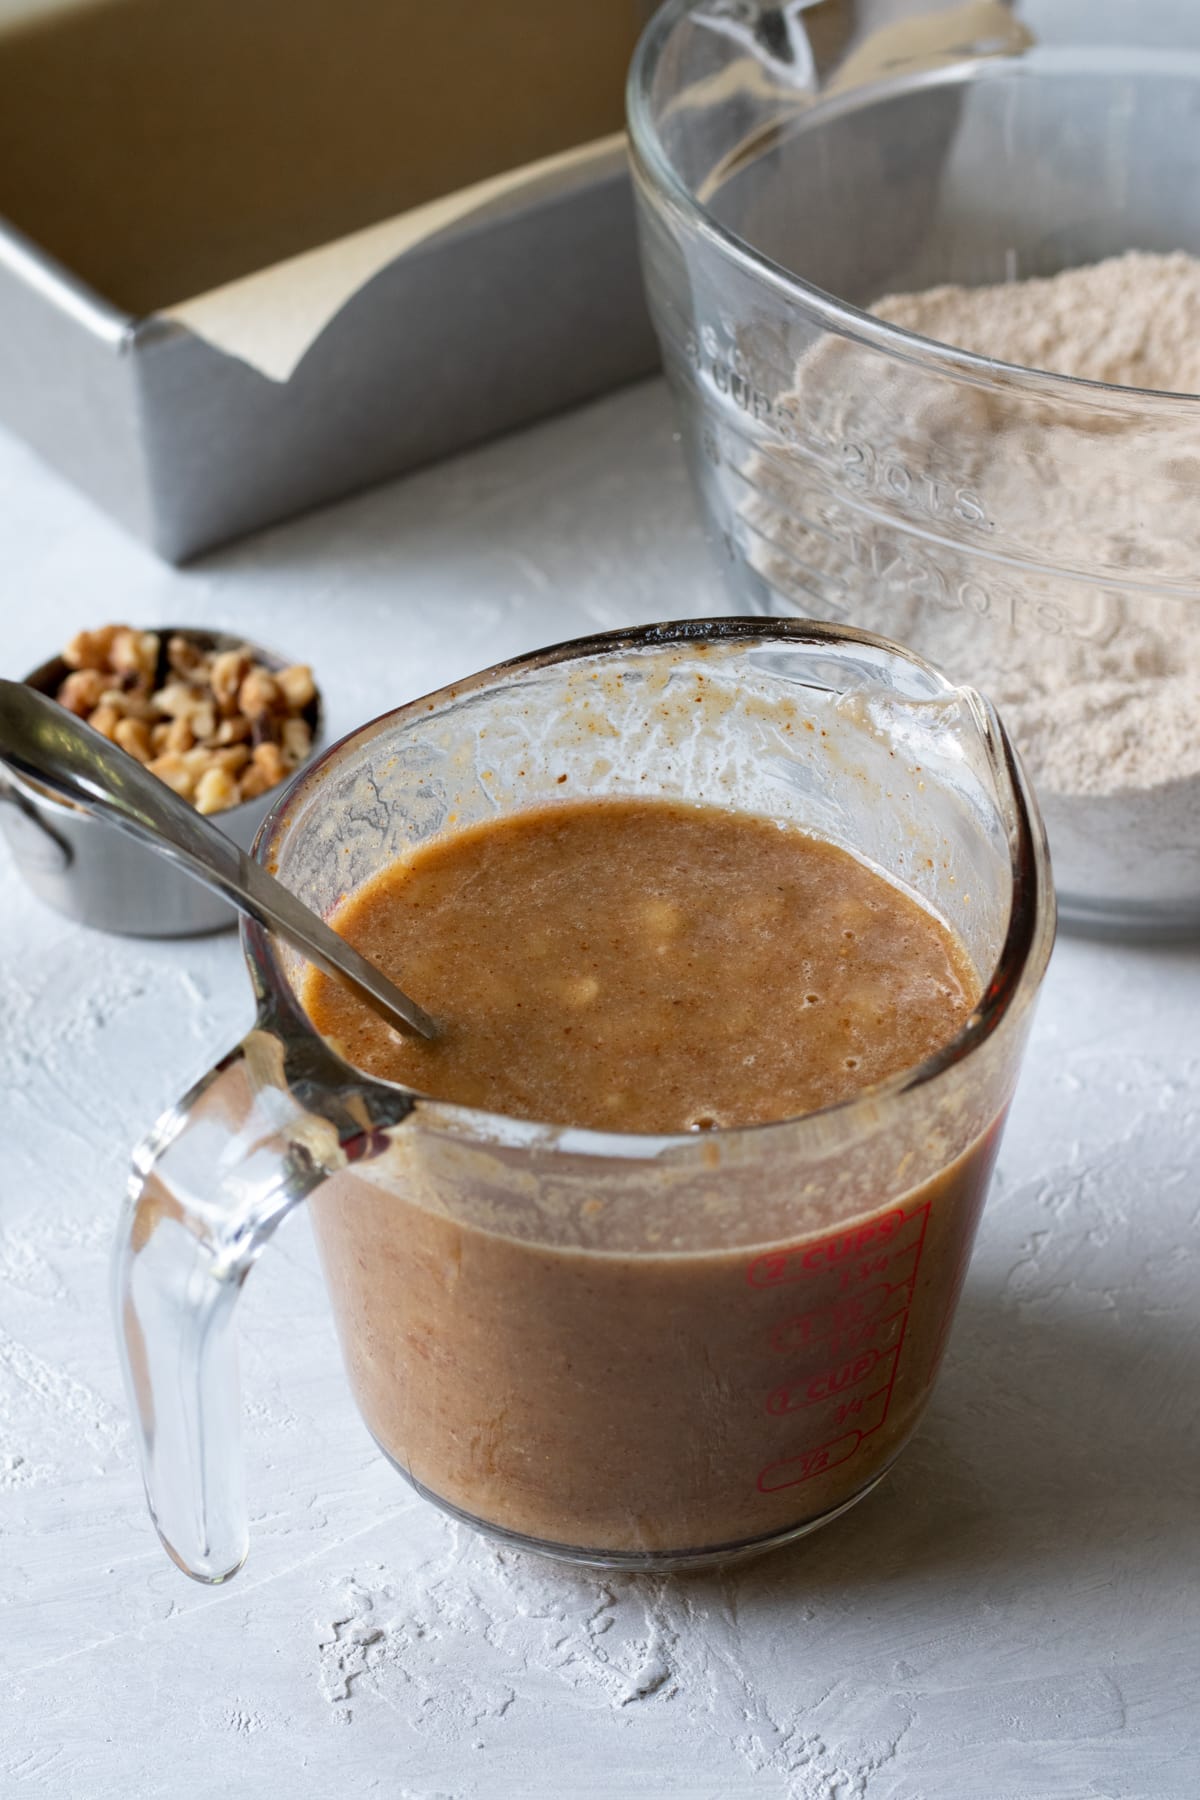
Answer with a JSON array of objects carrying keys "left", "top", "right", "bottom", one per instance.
[{"left": 0, "top": 0, "right": 658, "bottom": 563}]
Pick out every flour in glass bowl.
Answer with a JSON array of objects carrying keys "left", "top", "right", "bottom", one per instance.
[
  {"left": 746, "top": 251, "right": 1200, "bottom": 923},
  {"left": 873, "top": 254, "right": 1200, "bottom": 920},
  {"left": 872, "top": 253, "right": 1200, "bottom": 798},
  {"left": 877, "top": 251, "right": 1200, "bottom": 396}
]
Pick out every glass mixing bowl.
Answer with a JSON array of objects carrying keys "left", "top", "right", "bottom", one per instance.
[{"left": 629, "top": 1, "right": 1200, "bottom": 936}]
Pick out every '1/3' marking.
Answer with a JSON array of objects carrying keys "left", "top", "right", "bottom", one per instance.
[{"left": 768, "top": 1278, "right": 915, "bottom": 1354}]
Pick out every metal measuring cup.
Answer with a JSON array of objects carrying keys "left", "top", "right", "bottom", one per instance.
[{"left": 0, "top": 628, "right": 322, "bottom": 936}]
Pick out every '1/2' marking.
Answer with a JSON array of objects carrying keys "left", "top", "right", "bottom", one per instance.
[{"left": 756, "top": 1431, "right": 863, "bottom": 1493}]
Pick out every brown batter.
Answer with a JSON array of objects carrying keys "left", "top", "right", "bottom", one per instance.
[
  {"left": 304, "top": 799, "right": 979, "bottom": 1132},
  {"left": 302, "top": 799, "right": 997, "bottom": 1558}
]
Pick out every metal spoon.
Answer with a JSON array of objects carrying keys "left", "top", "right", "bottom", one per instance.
[{"left": 0, "top": 679, "right": 438, "bottom": 1041}]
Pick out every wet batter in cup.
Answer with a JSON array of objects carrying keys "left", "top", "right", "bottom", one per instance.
[{"left": 303, "top": 798, "right": 994, "bottom": 1556}]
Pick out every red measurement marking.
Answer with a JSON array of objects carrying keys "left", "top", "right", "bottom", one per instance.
[
  {"left": 756, "top": 1430, "right": 863, "bottom": 1492},
  {"left": 765, "top": 1345, "right": 893, "bottom": 1415},
  {"left": 746, "top": 1203, "right": 927, "bottom": 1289},
  {"left": 754, "top": 1204, "right": 932, "bottom": 1495},
  {"left": 769, "top": 1277, "right": 915, "bottom": 1355},
  {"left": 832, "top": 1380, "right": 893, "bottom": 1429},
  {"left": 837, "top": 1237, "right": 921, "bottom": 1293},
  {"left": 820, "top": 1308, "right": 908, "bottom": 1360}
]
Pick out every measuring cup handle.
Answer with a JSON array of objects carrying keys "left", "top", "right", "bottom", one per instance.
[{"left": 113, "top": 1028, "right": 345, "bottom": 1584}]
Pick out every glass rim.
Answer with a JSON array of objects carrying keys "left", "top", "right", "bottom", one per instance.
[
  {"left": 626, "top": 11, "right": 1200, "bottom": 415},
  {"left": 246, "top": 616, "right": 1054, "bottom": 1159}
]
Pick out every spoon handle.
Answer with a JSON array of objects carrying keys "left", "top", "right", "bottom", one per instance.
[{"left": 0, "top": 680, "right": 437, "bottom": 1041}]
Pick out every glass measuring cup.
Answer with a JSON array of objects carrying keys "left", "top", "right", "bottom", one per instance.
[
  {"left": 629, "top": 4, "right": 1200, "bottom": 935},
  {"left": 113, "top": 619, "right": 1054, "bottom": 1583}
]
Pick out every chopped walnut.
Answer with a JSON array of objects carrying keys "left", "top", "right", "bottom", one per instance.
[
  {"left": 237, "top": 764, "right": 272, "bottom": 801},
  {"left": 63, "top": 625, "right": 122, "bottom": 671},
  {"left": 277, "top": 665, "right": 315, "bottom": 710},
  {"left": 281, "top": 716, "right": 312, "bottom": 762},
  {"left": 237, "top": 668, "right": 281, "bottom": 719},
  {"left": 210, "top": 744, "right": 251, "bottom": 775},
  {"left": 164, "top": 715, "right": 195, "bottom": 755},
  {"left": 88, "top": 704, "right": 122, "bottom": 741},
  {"left": 109, "top": 628, "right": 159, "bottom": 682},
  {"left": 147, "top": 752, "right": 196, "bottom": 799},
  {"left": 210, "top": 649, "right": 250, "bottom": 714},
  {"left": 194, "top": 767, "right": 240, "bottom": 815},
  {"left": 50, "top": 626, "right": 318, "bottom": 815},
  {"left": 214, "top": 716, "right": 251, "bottom": 746},
  {"left": 99, "top": 686, "right": 155, "bottom": 722},
  {"left": 189, "top": 701, "right": 217, "bottom": 742},
  {"left": 166, "top": 633, "right": 205, "bottom": 677},
  {"left": 250, "top": 740, "right": 287, "bottom": 787},
  {"left": 153, "top": 681, "right": 197, "bottom": 720},
  {"left": 113, "top": 717, "right": 153, "bottom": 762},
  {"left": 57, "top": 669, "right": 108, "bottom": 716}
]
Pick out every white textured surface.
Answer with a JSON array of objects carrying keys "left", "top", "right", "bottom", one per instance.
[{"left": 3, "top": 380, "right": 1199, "bottom": 1800}]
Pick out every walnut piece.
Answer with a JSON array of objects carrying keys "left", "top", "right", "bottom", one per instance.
[
  {"left": 50, "top": 626, "right": 318, "bottom": 815},
  {"left": 113, "top": 717, "right": 153, "bottom": 762},
  {"left": 109, "top": 628, "right": 159, "bottom": 682},
  {"left": 277, "top": 665, "right": 315, "bottom": 710},
  {"left": 237, "top": 669, "right": 281, "bottom": 720},
  {"left": 210, "top": 649, "right": 250, "bottom": 714},
  {"left": 194, "top": 767, "right": 239, "bottom": 815},
  {"left": 63, "top": 625, "right": 123, "bottom": 671},
  {"left": 57, "top": 669, "right": 108, "bottom": 716},
  {"left": 88, "top": 704, "right": 122, "bottom": 741}
]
